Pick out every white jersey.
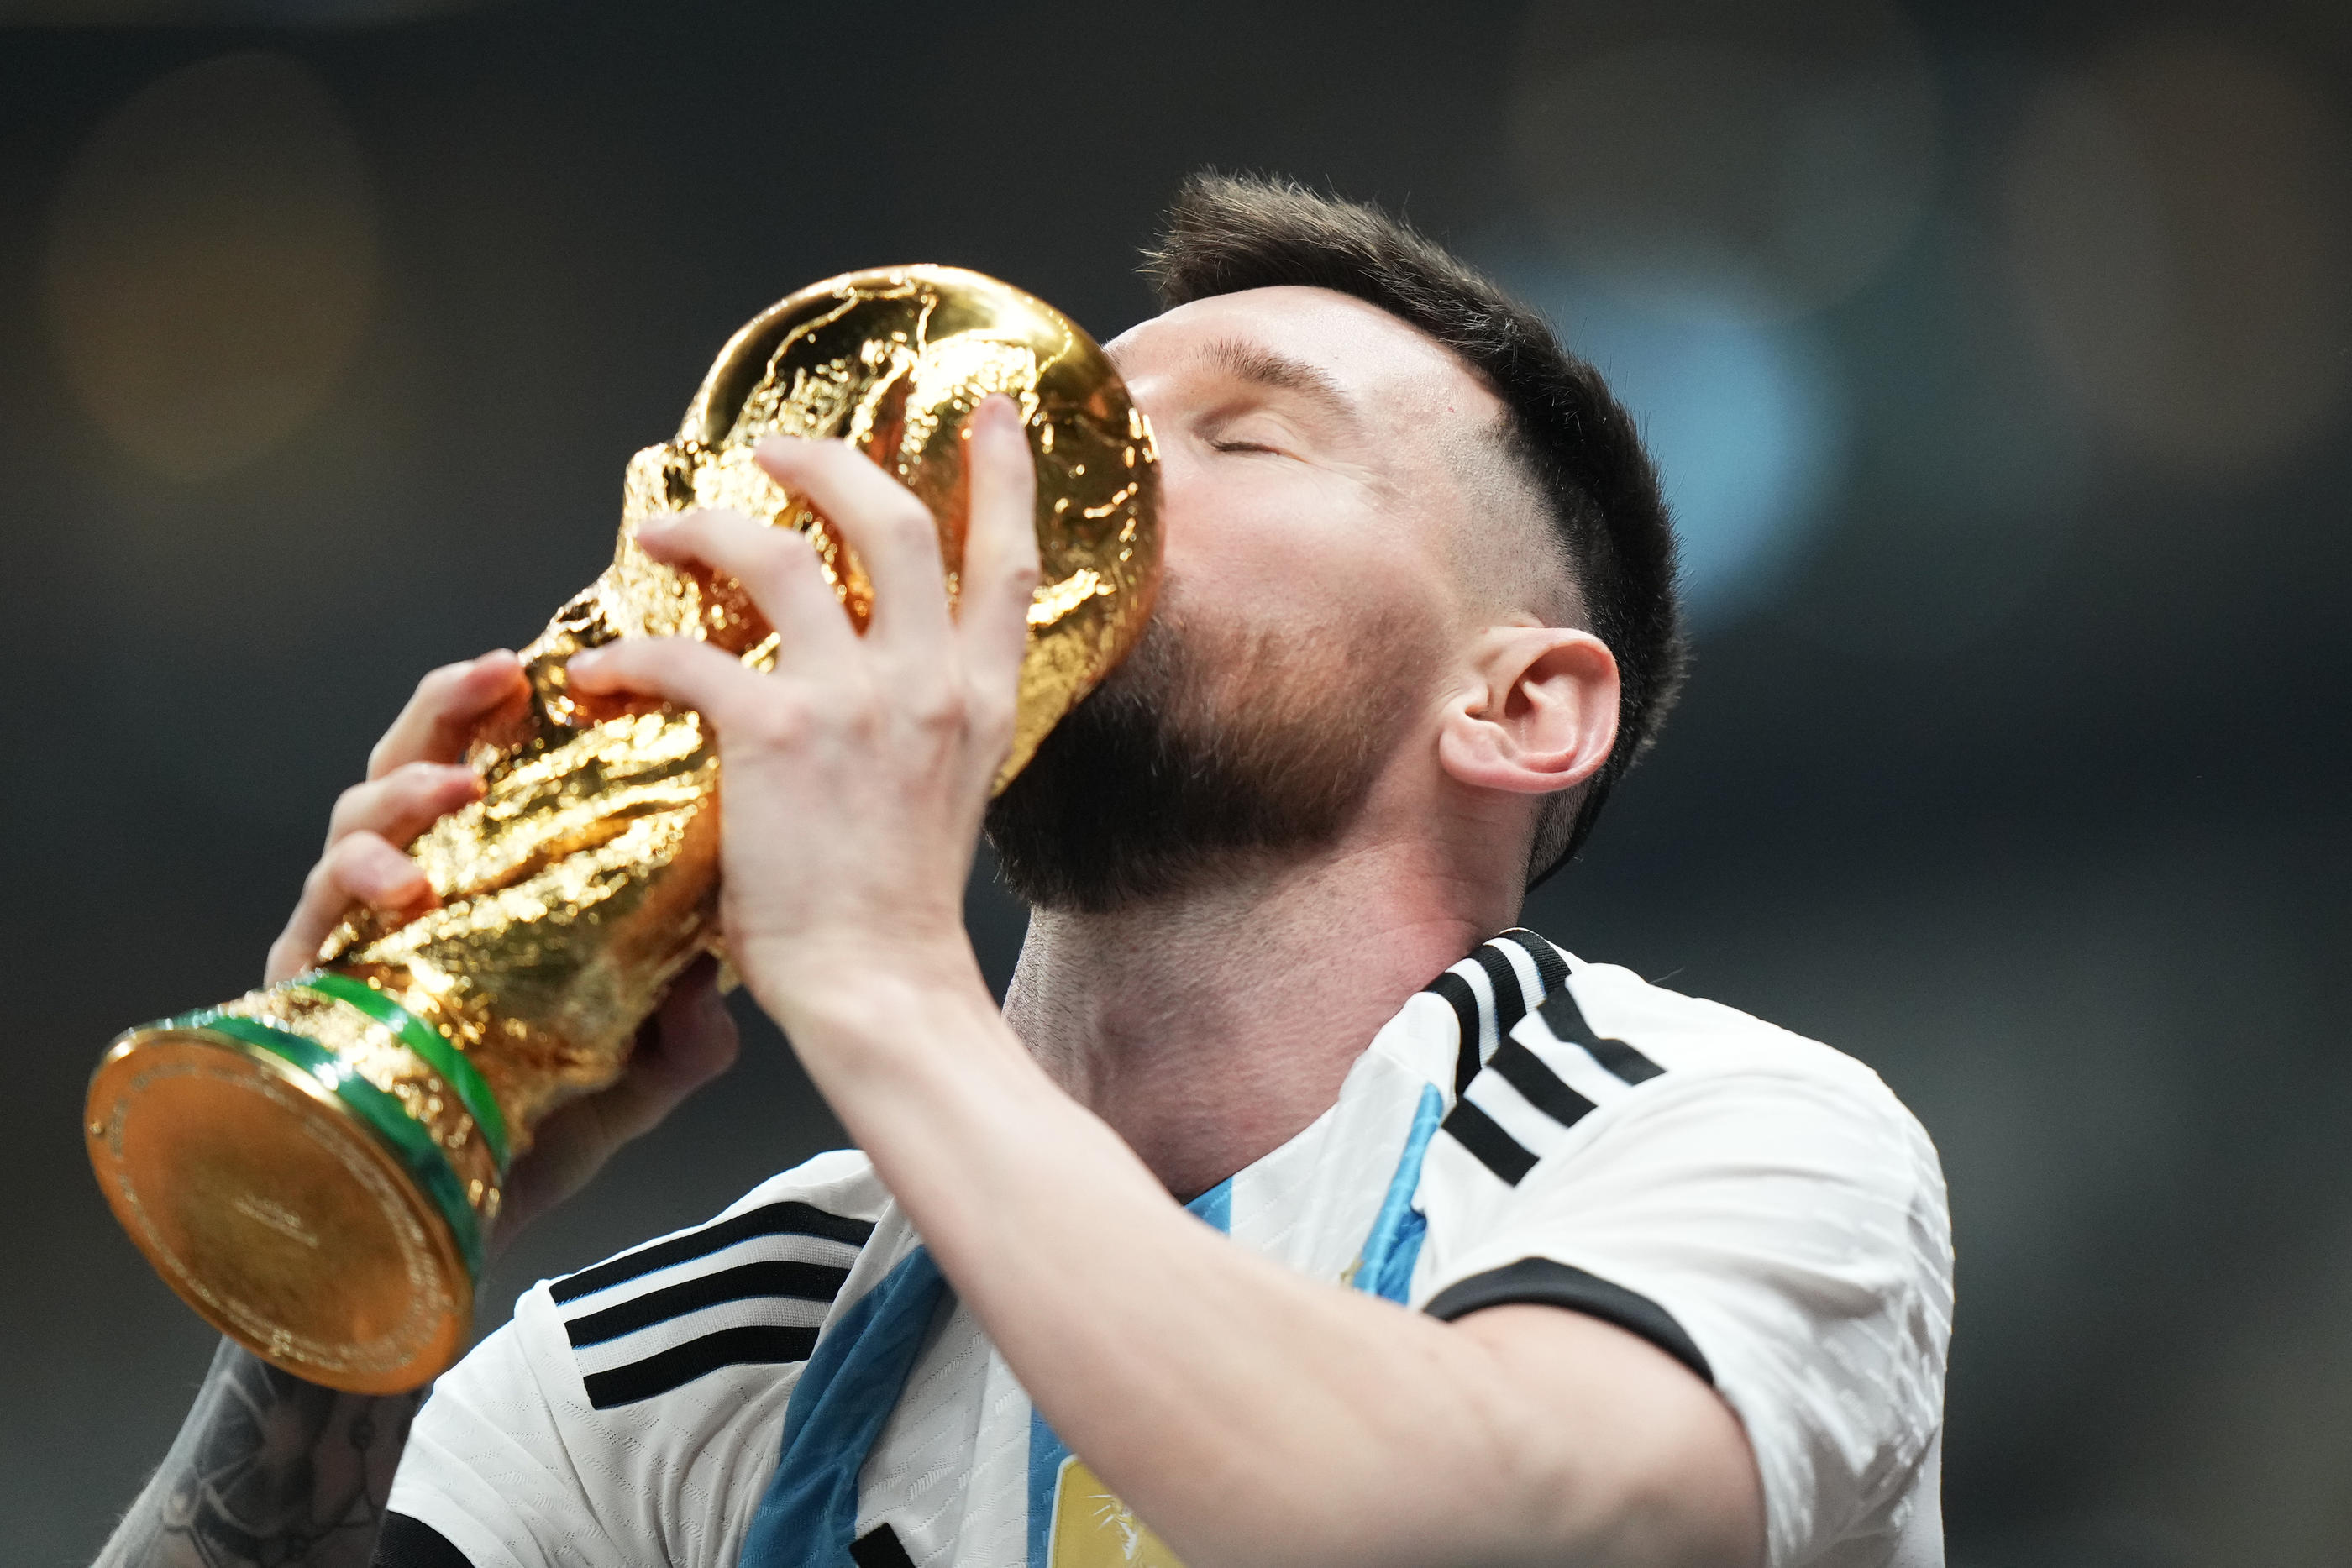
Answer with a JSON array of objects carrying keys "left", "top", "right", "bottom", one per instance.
[{"left": 388, "top": 932, "right": 1953, "bottom": 1568}]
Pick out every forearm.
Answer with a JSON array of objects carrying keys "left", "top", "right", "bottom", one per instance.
[
  {"left": 95, "top": 1338, "right": 423, "bottom": 1568},
  {"left": 777, "top": 971, "right": 1564, "bottom": 1568}
]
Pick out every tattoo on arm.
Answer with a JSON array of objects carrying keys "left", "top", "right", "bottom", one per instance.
[{"left": 96, "top": 1338, "right": 427, "bottom": 1568}]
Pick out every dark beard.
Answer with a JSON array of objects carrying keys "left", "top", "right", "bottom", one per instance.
[{"left": 984, "top": 599, "right": 1424, "bottom": 913}]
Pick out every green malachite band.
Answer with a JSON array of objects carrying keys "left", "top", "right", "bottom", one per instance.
[
  {"left": 293, "top": 972, "right": 511, "bottom": 1172},
  {"left": 176, "top": 1009, "right": 486, "bottom": 1280}
]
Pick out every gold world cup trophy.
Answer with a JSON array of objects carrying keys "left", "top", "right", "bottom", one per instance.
[{"left": 83, "top": 267, "right": 1161, "bottom": 1393}]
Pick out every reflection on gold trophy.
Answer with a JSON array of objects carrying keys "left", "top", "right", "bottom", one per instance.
[{"left": 84, "top": 267, "right": 1161, "bottom": 1393}]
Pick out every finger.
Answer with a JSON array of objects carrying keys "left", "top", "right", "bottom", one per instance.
[
  {"left": 632, "top": 509, "right": 858, "bottom": 665},
  {"left": 752, "top": 436, "right": 952, "bottom": 648},
  {"left": 324, "top": 761, "right": 481, "bottom": 850},
  {"left": 566, "top": 635, "right": 769, "bottom": 731},
  {"left": 265, "top": 831, "right": 432, "bottom": 983},
  {"left": 957, "top": 396, "right": 1044, "bottom": 690},
  {"left": 368, "top": 651, "right": 527, "bottom": 780}
]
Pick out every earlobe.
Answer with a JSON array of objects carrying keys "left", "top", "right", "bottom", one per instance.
[{"left": 1437, "top": 627, "right": 1620, "bottom": 798}]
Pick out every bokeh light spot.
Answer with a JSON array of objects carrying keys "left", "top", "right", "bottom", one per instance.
[
  {"left": 42, "top": 50, "right": 381, "bottom": 482},
  {"left": 1488, "top": 253, "right": 1850, "bottom": 631},
  {"left": 1509, "top": 0, "right": 1940, "bottom": 323}
]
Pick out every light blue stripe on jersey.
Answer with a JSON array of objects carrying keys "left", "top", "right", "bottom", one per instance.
[
  {"left": 738, "top": 1246, "right": 948, "bottom": 1568},
  {"left": 1026, "top": 1178, "right": 1234, "bottom": 1568},
  {"left": 1357, "top": 1083, "right": 1441, "bottom": 1303}
]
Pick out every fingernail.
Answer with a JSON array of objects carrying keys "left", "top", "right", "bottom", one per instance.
[{"left": 570, "top": 647, "right": 605, "bottom": 672}]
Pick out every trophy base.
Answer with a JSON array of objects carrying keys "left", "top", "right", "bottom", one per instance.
[{"left": 87, "top": 1015, "right": 477, "bottom": 1394}]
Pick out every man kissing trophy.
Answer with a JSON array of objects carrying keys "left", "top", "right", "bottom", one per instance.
[{"left": 91, "top": 177, "right": 1950, "bottom": 1568}]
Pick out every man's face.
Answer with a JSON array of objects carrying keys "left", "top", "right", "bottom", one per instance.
[
  {"left": 985, "top": 286, "right": 1511, "bottom": 910},
  {"left": 1111, "top": 286, "right": 1506, "bottom": 674}
]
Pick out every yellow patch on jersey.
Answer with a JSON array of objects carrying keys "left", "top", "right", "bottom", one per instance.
[{"left": 1047, "top": 1455, "right": 1186, "bottom": 1568}]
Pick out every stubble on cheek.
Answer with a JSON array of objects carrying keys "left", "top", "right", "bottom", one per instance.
[{"left": 984, "top": 579, "right": 1448, "bottom": 913}]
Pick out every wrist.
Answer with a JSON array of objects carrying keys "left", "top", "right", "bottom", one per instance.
[
  {"left": 734, "top": 911, "right": 972, "bottom": 1013},
  {"left": 745, "top": 931, "right": 1008, "bottom": 1076}
]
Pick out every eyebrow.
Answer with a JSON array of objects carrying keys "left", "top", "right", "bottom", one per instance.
[
  {"left": 1121, "top": 334, "right": 1360, "bottom": 430},
  {"left": 1208, "top": 333, "right": 1344, "bottom": 396}
]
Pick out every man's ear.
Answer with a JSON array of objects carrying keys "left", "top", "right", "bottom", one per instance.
[{"left": 1436, "top": 625, "right": 1620, "bottom": 798}]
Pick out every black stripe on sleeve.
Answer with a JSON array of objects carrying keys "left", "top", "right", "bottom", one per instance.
[
  {"left": 1426, "top": 968, "right": 1486, "bottom": 1099},
  {"left": 1534, "top": 990, "right": 1665, "bottom": 1085},
  {"left": 550, "top": 1200, "right": 874, "bottom": 1306},
  {"left": 372, "top": 1513, "right": 475, "bottom": 1568},
  {"left": 1499, "top": 929, "right": 1570, "bottom": 997},
  {"left": 1469, "top": 942, "right": 1536, "bottom": 1036},
  {"left": 1486, "top": 1039, "right": 1597, "bottom": 1132},
  {"left": 1423, "top": 1257, "right": 1714, "bottom": 1386},
  {"left": 564, "top": 1258, "right": 851, "bottom": 1348},
  {"left": 580, "top": 1323, "right": 820, "bottom": 1408},
  {"left": 850, "top": 1523, "right": 920, "bottom": 1568},
  {"left": 1586, "top": 1035, "right": 1666, "bottom": 1086},
  {"left": 1441, "top": 1099, "right": 1538, "bottom": 1186}
]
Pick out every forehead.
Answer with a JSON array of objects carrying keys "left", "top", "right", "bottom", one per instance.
[{"left": 1105, "top": 286, "right": 1500, "bottom": 429}]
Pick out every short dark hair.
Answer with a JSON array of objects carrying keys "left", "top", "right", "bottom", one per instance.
[{"left": 1142, "top": 171, "right": 1688, "bottom": 881}]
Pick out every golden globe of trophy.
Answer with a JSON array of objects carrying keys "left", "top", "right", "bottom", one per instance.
[{"left": 84, "top": 267, "right": 1160, "bottom": 1393}]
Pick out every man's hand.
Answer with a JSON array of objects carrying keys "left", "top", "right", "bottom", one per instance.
[
  {"left": 264, "top": 645, "right": 741, "bottom": 1245},
  {"left": 566, "top": 394, "right": 1040, "bottom": 1026}
]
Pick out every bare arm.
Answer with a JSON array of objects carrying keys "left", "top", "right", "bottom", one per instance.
[
  {"left": 774, "top": 974, "right": 1764, "bottom": 1568},
  {"left": 97, "top": 654, "right": 738, "bottom": 1568},
  {"left": 97, "top": 1340, "right": 423, "bottom": 1568}
]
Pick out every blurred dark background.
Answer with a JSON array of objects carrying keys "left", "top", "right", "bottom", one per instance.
[{"left": 3, "top": 1, "right": 2347, "bottom": 1563}]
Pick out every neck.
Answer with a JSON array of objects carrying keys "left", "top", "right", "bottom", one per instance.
[{"left": 1000, "top": 825, "right": 1515, "bottom": 1200}]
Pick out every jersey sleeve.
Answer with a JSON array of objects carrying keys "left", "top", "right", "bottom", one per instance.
[
  {"left": 1411, "top": 974, "right": 1953, "bottom": 1568},
  {"left": 387, "top": 1151, "right": 884, "bottom": 1568},
  {"left": 386, "top": 1294, "right": 627, "bottom": 1568}
]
